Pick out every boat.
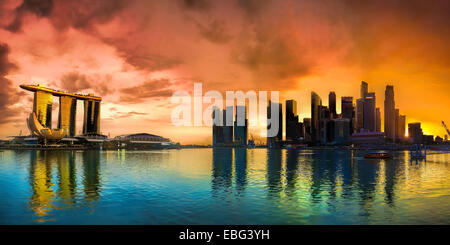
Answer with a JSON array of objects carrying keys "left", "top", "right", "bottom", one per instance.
[
  {"left": 364, "top": 152, "right": 392, "bottom": 159},
  {"left": 285, "top": 144, "right": 307, "bottom": 150}
]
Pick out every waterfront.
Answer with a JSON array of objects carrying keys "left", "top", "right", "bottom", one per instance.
[{"left": 0, "top": 149, "right": 449, "bottom": 225}]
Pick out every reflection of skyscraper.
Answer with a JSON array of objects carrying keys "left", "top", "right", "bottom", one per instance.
[
  {"left": 285, "top": 150, "right": 299, "bottom": 196},
  {"left": 384, "top": 85, "right": 396, "bottom": 140},
  {"left": 58, "top": 96, "right": 77, "bottom": 137},
  {"left": 363, "top": 92, "right": 376, "bottom": 132},
  {"left": 311, "top": 92, "right": 322, "bottom": 143},
  {"left": 329, "top": 92, "right": 336, "bottom": 118},
  {"left": 83, "top": 100, "right": 101, "bottom": 135},
  {"left": 33, "top": 91, "right": 53, "bottom": 128},
  {"left": 267, "top": 149, "right": 282, "bottom": 196},
  {"left": 29, "top": 151, "right": 55, "bottom": 219},
  {"left": 234, "top": 148, "right": 247, "bottom": 192},
  {"left": 212, "top": 148, "right": 233, "bottom": 195},
  {"left": 83, "top": 151, "right": 101, "bottom": 201},
  {"left": 56, "top": 151, "right": 77, "bottom": 204}
]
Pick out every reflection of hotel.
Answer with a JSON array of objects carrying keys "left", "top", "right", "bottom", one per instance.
[
  {"left": 28, "top": 151, "right": 102, "bottom": 220},
  {"left": 20, "top": 84, "right": 102, "bottom": 140}
]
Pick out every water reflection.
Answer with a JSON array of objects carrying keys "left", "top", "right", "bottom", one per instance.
[
  {"left": 2, "top": 148, "right": 449, "bottom": 224},
  {"left": 234, "top": 148, "right": 247, "bottom": 193},
  {"left": 267, "top": 149, "right": 282, "bottom": 196},
  {"left": 211, "top": 148, "right": 233, "bottom": 196},
  {"left": 27, "top": 150, "right": 102, "bottom": 221}
]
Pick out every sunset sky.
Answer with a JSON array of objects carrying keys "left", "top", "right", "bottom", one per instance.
[{"left": 0, "top": 0, "right": 449, "bottom": 144}]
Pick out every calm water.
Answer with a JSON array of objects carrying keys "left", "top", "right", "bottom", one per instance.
[{"left": 0, "top": 148, "right": 449, "bottom": 225}]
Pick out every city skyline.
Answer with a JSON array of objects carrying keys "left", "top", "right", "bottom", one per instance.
[{"left": 0, "top": 0, "right": 449, "bottom": 144}]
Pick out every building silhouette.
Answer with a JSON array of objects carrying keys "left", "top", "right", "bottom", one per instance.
[
  {"left": 341, "top": 96, "right": 354, "bottom": 134},
  {"left": 384, "top": 85, "right": 396, "bottom": 140},
  {"left": 267, "top": 101, "right": 282, "bottom": 148},
  {"left": 408, "top": 122, "right": 423, "bottom": 144},
  {"left": 311, "top": 92, "right": 322, "bottom": 143},
  {"left": 363, "top": 92, "right": 376, "bottom": 132},
  {"left": 360, "top": 81, "right": 368, "bottom": 99},
  {"left": 234, "top": 105, "right": 248, "bottom": 146},
  {"left": 376, "top": 107, "right": 381, "bottom": 132},
  {"left": 329, "top": 92, "right": 336, "bottom": 119},
  {"left": 286, "top": 100, "right": 301, "bottom": 142}
]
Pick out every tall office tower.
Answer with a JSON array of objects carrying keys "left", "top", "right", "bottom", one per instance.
[
  {"left": 33, "top": 91, "right": 53, "bottom": 128},
  {"left": 311, "top": 92, "right": 322, "bottom": 143},
  {"left": 341, "top": 96, "right": 354, "bottom": 134},
  {"left": 267, "top": 101, "right": 283, "bottom": 147},
  {"left": 356, "top": 98, "right": 364, "bottom": 132},
  {"left": 360, "top": 81, "right": 368, "bottom": 99},
  {"left": 212, "top": 106, "right": 224, "bottom": 146},
  {"left": 58, "top": 96, "right": 77, "bottom": 137},
  {"left": 329, "top": 92, "right": 336, "bottom": 119},
  {"left": 83, "top": 99, "right": 101, "bottom": 135},
  {"left": 286, "top": 100, "right": 300, "bottom": 141},
  {"left": 394, "top": 108, "right": 400, "bottom": 140},
  {"left": 303, "top": 118, "right": 312, "bottom": 142},
  {"left": 319, "top": 106, "right": 331, "bottom": 144},
  {"left": 375, "top": 107, "right": 381, "bottom": 132},
  {"left": 234, "top": 105, "right": 248, "bottom": 146},
  {"left": 408, "top": 122, "right": 423, "bottom": 144},
  {"left": 223, "top": 106, "right": 234, "bottom": 144},
  {"left": 363, "top": 92, "right": 376, "bottom": 132},
  {"left": 384, "top": 85, "right": 396, "bottom": 140},
  {"left": 398, "top": 115, "right": 406, "bottom": 140}
]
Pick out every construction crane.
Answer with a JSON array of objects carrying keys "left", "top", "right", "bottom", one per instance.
[{"left": 442, "top": 121, "right": 450, "bottom": 137}]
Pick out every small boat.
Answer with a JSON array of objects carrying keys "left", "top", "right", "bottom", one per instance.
[
  {"left": 285, "top": 144, "right": 307, "bottom": 150},
  {"left": 364, "top": 152, "right": 392, "bottom": 159}
]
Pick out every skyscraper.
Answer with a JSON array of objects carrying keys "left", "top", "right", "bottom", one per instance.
[
  {"left": 384, "top": 85, "right": 396, "bottom": 140},
  {"left": 311, "top": 92, "right": 322, "bottom": 143},
  {"left": 83, "top": 99, "right": 101, "bottom": 135},
  {"left": 398, "top": 115, "right": 406, "bottom": 140},
  {"left": 212, "top": 106, "right": 224, "bottom": 146},
  {"left": 360, "top": 81, "right": 368, "bottom": 99},
  {"left": 223, "top": 106, "right": 234, "bottom": 144},
  {"left": 341, "top": 96, "right": 354, "bottom": 134},
  {"left": 329, "top": 92, "right": 336, "bottom": 119},
  {"left": 408, "top": 122, "right": 423, "bottom": 144},
  {"left": 356, "top": 98, "right": 364, "bottom": 132},
  {"left": 58, "top": 96, "right": 77, "bottom": 137},
  {"left": 376, "top": 107, "right": 381, "bottom": 132},
  {"left": 286, "top": 100, "right": 300, "bottom": 141},
  {"left": 267, "top": 101, "right": 282, "bottom": 147},
  {"left": 33, "top": 91, "right": 53, "bottom": 128},
  {"left": 234, "top": 105, "right": 248, "bottom": 146},
  {"left": 363, "top": 92, "right": 376, "bottom": 132}
]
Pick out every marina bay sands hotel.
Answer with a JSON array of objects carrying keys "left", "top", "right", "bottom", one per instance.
[{"left": 20, "top": 84, "right": 101, "bottom": 138}]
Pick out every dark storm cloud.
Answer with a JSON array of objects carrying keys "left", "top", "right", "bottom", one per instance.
[
  {"left": 0, "top": 43, "right": 23, "bottom": 124},
  {"left": 59, "top": 71, "right": 114, "bottom": 96},
  {"left": 6, "top": 0, "right": 54, "bottom": 32},
  {"left": 122, "top": 53, "right": 182, "bottom": 72},
  {"left": 119, "top": 79, "right": 177, "bottom": 104},
  {"left": 179, "top": 0, "right": 211, "bottom": 11},
  {"left": 194, "top": 19, "right": 232, "bottom": 44},
  {"left": 50, "top": 0, "right": 129, "bottom": 30}
]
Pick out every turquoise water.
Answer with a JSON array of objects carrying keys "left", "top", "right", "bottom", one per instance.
[{"left": 0, "top": 148, "right": 449, "bottom": 225}]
